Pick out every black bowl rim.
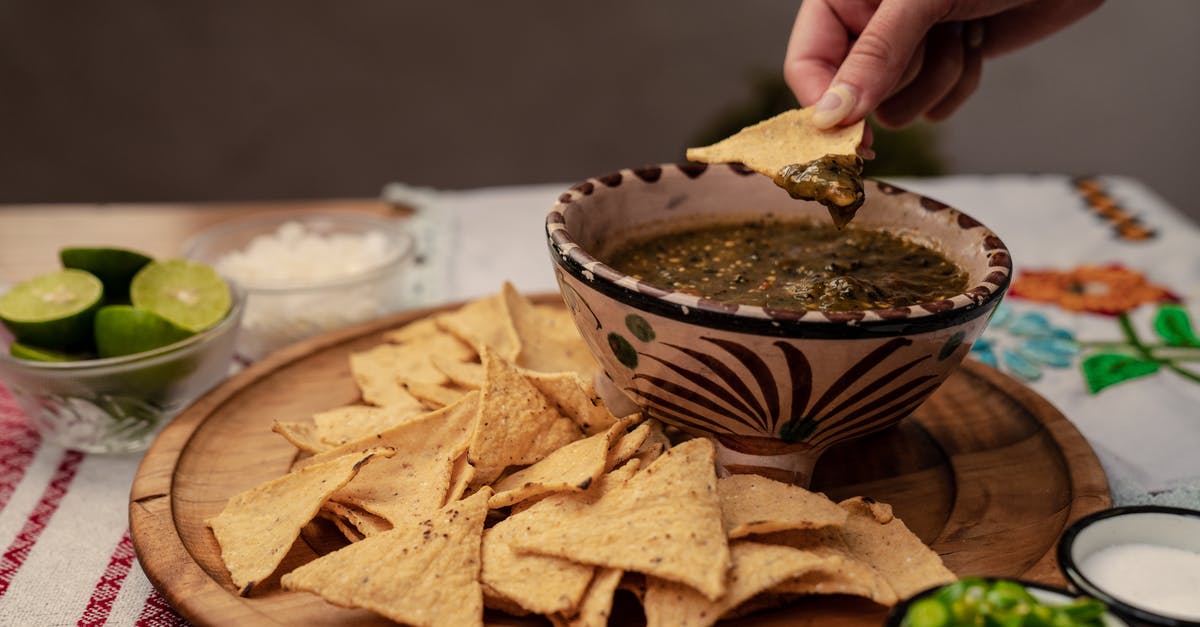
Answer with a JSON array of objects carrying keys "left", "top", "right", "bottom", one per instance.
[
  {"left": 1057, "top": 505, "right": 1200, "bottom": 627},
  {"left": 546, "top": 163, "right": 1012, "bottom": 340},
  {"left": 883, "top": 577, "right": 1127, "bottom": 626}
]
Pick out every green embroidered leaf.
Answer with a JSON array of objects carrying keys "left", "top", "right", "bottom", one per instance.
[
  {"left": 1153, "top": 305, "right": 1200, "bottom": 347},
  {"left": 1081, "top": 353, "right": 1159, "bottom": 394}
]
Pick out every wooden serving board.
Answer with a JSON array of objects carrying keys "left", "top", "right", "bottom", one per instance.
[{"left": 129, "top": 296, "right": 1111, "bottom": 627}]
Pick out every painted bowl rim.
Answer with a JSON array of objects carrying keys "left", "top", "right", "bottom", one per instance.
[
  {"left": 546, "top": 162, "right": 1012, "bottom": 339},
  {"left": 1057, "top": 505, "right": 1200, "bottom": 626}
]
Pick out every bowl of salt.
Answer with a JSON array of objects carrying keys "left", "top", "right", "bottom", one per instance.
[
  {"left": 183, "top": 212, "right": 415, "bottom": 361},
  {"left": 1058, "top": 505, "right": 1200, "bottom": 626}
]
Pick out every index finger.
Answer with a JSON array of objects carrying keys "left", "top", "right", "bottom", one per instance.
[{"left": 783, "top": 0, "right": 854, "bottom": 106}]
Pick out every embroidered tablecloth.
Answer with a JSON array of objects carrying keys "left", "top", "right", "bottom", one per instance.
[{"left": 1, "top": 174, "right": 1197, "bottom": 626}]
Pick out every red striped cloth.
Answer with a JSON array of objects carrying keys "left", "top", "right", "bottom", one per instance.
[{"left": 0, "top": 385, "right": 189, "bottom": 626}]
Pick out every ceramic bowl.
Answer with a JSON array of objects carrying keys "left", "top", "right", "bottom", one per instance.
[
  {"left": 1058, "top": 506, "right": 1200, "bottom": 626},
  {"left": 183, "top": 212, "right": 415, "bottom": 361},
  {"left": 884, "top": 578, "right": 1128, "bottom": 626},
  {"left": 545, "top": 163, "right": 1011, "bottom": 484}
]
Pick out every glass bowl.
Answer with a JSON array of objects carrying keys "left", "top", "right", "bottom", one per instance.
[
  {"left": 0, "top": 287, "right": 245, "bottom": 454},
  {"left": 182, "top": 212, "right": 416, "bottom": 361}
]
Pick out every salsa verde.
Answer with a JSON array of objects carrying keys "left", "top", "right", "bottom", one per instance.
[{"left": 605, "top": 218, "right": 968, "bottom": 312}]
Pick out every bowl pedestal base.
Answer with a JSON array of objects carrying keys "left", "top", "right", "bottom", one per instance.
[{"left": 713, "top": 440, "right": 823, "bottom": 487}]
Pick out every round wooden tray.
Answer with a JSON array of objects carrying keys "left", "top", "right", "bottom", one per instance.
[{"left": 129, "top": 296, "right": 1111, "bottom": 627}]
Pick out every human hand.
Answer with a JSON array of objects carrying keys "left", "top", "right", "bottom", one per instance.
[{"left": 784, "top": 0, "right": 1103, "bottom": 130}]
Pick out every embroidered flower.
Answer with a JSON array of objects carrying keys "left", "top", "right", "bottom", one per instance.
[
  {"left": 1009, "top": 264, "right": 1178, "bottom": 315},
  {"left": 971, "top": 305, "right": 1080, "bottom": 382}
]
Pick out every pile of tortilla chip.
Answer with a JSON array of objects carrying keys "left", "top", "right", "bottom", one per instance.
[{"left": 207, "top": 283, "right": 956, "bottom": 626}]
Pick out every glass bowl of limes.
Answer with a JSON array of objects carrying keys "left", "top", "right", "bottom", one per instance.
[{"left": 0, "top": 247, "right": 244, "bottom": 454}]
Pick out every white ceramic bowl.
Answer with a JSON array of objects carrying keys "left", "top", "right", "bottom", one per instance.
[
  {"left": 183, "top": 212, "right": 415, "bottom": 361},
  {"left": 1059, "top": 506, "right": 1200, "bottom": 626}
]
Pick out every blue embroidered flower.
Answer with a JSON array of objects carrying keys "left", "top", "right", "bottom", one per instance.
[{"left": 971, "top": 304, "right": 1080, "bottom": 381}]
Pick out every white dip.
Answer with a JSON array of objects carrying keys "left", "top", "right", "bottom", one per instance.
[
  {"left": 1080, "top": 542, "right": 1200, "bottom": 620},
  {"left": 215, "top": 221, "right": 398, "bottom": 359}
]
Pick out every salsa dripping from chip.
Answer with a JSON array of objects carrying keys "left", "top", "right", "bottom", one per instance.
[{"left": 686, "top": 108, "right": 867, "bottom": 227}]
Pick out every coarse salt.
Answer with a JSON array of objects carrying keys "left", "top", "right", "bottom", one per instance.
[
  {"left": 1080, "top": 542, "right": 1200, "bottom": 620},
  {"left": 214, "top": 221, "right": 402, "bottom": 360},
  {"left": 216, "top": 221, "right": 392, "bottom": 285}
]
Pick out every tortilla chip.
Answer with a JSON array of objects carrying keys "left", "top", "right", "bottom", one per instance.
[
  {"left": 563, "top": 567, "right": 623, "bottom": 627},
  {"left": 281, "top": 488, "right": 491, "bottom": 627},
  {"left": 836, "top": 496, "right": 956, "bottom": 599},
  {"left": 605, "top": 419, "right": 651, "bottom": 471},
  {"left": 317, "top": 509, "right": 365, "bottom": 543},
  {"left": 312, "top": 404, "right": 426, "bottom": 447},
  {"left": 299, "top": 392, "right": 477, "bottom": 473},
  {"left": 208, "top": 450, "right": 387, "bottom": 593},
  {"left": 482, "top": 582, "right": 531, "bottom": 617},
  {"left": 757, "top": 526, "right": 897, "bottom": 606},
  {"left": 480, "top": 523, "right": 595, "bottom": 615},
  {"left": 349, "top": 346, "right": 427, "bottom": 408},
  {"left": 381, "top": 317, "right": 444, "bottom": 345},
  {"left": 685, "top": 108, "right": 864, "bottom": 178},
  {"left": 468, "top": 348, "right": 581, "bottom": 485},
  {"left": 642, "top": 541, "right": 843, "bottom": 627},
  {"left": 506, "top": 438, "right": 730, "bottom": 601},
  {"left": 489, "top": 419, "right": 629, "bottom": 509},
  {"left": 504, "top": 283, "right": 596, "bottom": 377},
  {"left": 328, "top": 394, "right": 478, "bottom": 526},
  {"left": 323, "top": 501, "right": 392, "bottom": 538},
  {"left": 523, "top": 370, "right": 618, "bottom": 435},
  {"left": 271, "top": 420, "right": 331, "bottom": 454},
  {"left": 435, "top": 288, "right": 521, "bottom": 362},
  {"left": 481, "top": 461, "right": 642, "bottom": 614},
  {"left": 717, "top": 474, "right": 848, "bottom": 538},
  {"left": 773, "top": 563, "right": 895, "bottom": 602},
  {"left": 432, "top": 355, "right": 485, "bottom": 389},
  {"left": 446, "top": 454, "right": 475, "bottom": 504},
  {"left": 404, "top": 381, "right": 469, "bottom": 409}
]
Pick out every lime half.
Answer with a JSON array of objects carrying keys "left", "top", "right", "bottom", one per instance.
[
  {"left": 60, "top": 247, "right": 153, "bottom": 303},
  {"left": 130, "top": 260, "right": 231, "bottom": 333},
  {"left": 0, "top": 269, "right": 104, "bottom": 349},
  {"left": 9, "top": 341, "right": 89, "bottom": 362},
  {"left": 94, "top": 305, "right": 194, "bottom": 357}
]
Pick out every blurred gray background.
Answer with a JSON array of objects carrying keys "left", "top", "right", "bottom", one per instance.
[{"left": 0, "top": 1, "right": 1196, "bottom": 220}]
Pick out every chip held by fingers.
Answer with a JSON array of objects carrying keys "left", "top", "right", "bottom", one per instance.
[{"left": 686, "top": 108, "right": 867, "bottom": 227}]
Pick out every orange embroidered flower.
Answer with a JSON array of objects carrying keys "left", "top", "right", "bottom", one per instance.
[{"left": 1009, "top": 264, "right": 1179, "bottom": 315}]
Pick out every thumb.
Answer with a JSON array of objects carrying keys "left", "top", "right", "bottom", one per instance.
[{"left": 811, "top": 0, "right": 945, "bottom": 129}]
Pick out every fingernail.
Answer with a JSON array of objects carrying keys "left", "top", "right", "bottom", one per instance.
[
  {"left": 811, "top": 83, "right": 856, "bottom": 129},
  {"left": 858, "top": 146, "right": 877, "bottom": 160}
]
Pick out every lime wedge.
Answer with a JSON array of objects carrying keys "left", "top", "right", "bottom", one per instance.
[
  {"left": 93, "top": 305, "right": 194, "bottom": 357},
  {"left": 9, "top": 341, "right": 89, "bottom": 362},
  {"left": 130, "top": 260, "right": 231, "bottom": 333},
  {"left": 0, "top": 269, "right": 104, "bottom": 349},
  {"left": 60, "top": 247, "right": 153, "bottom": 303}
]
